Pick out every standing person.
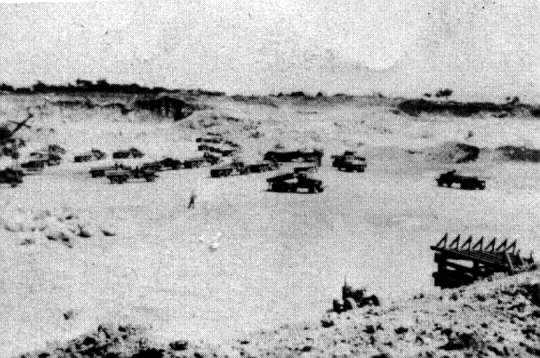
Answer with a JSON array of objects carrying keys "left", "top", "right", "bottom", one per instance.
[{"left": 187, "top": 189, "right": 197, "bottom": 209}]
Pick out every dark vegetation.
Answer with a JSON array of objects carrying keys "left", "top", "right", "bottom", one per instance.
[
  {"left": 133, "top": 96, "right": 200, "bottom": 121},
  {"left": 496, "top": 145, "right": 540, "bottom": 162},
  {"left": 399, "top": 92, "right": 539, "bottom": 117},
  {"left": 397, "top": 98, "right": 537, "bottom": 117},
  {"left": 0, "top": 79, "right": 225, "bottom": 96}
]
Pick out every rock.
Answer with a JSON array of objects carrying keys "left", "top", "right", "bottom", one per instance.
[
  {"left": 364, "top": 325, "right": 376, "bottom": 334},
  {"left": 101, "top": 229, "right": 116, "bottom": 236},
  {"left": 63, "top": 310, "right": 76, "bottom": 320},
  {"left": 321, "top": 319, "right": 334, "bottom": 328},
  {"left": 394, "top": 327, "right": 408, "bottom": 335},
  {"left": 20, "top": 238, "right": 35, "bottom": 246},
  {"left": 440, "top": 331, "right": 481, "bottom": 350},
  {"left": 77, "top": 225, "right": 92, "bottom": 238}
]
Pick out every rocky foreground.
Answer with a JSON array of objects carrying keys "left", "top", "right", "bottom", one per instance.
[{"left": 20, "top": 271, "right": 539, "bottom": 358}]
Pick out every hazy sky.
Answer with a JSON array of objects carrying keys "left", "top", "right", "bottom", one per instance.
[{"left": 0, "top": 0, "right": 538, "bottom": 100}]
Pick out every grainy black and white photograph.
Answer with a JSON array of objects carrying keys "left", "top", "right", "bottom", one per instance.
[{"left": 0, "top": 0, "right": 539, "bottom": 357}]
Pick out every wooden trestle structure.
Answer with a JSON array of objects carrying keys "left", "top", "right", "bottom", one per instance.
[{"left": 431, "top": 233, "right": 536, "bottom": 289}]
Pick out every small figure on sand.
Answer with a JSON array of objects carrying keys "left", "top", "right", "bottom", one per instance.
[{"left": 187, "top": 190, "right": 197, "bottom": 209}]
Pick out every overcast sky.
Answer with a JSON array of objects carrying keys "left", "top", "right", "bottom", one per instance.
[{"left": 0, "top": 0, "right": 538, "bottom": 100}]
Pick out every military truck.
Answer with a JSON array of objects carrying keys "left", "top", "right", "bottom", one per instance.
[
  {"left": 202, "top": 152, "right": 221, "bottom": 165},
  {"left": 436, "top": 170, "right": 486, "bottom": 190},
  {"left": 210, "top": 160, "right": 277, "bottom": 178},
  {"left": 112, "top": 147, "right": 144, "bottom": 159},
  {"left": 293, "top": 165, "right": 317, "bottom": 174},
  {"left": 159, "top": 157, "right": 183, "bottom": 170},
  {"left": 89, "top": 163, "right": 132, "bottom": 178},
  {"left": 0, "top": 168, "right": 24, "bottom": 187},
  {"left": 106, "top": 167, "right": 158, "bottom": 184},
  {"left": 266, "top": 172, "right": 324, "bottom": 193},
  {"left": 183, "top": 157, "right": 207, "bottom": 169},
  {"left": 29, "top": 151, "right": 62, "bottom": 166},
  {"left": 46, "top": 144, "right": 67, "bottom": 156},
  {"left": 140, "top": 161, "right": 163, "bottom": 172},
  {"left": 263, "top": 149, "right": 323, "bottom": 166},
  {"left": 195, "top": 136, "right": 223, "bottom": 144},
  {"left": 332, "top": 151, "right": 367, "bottom": 172},
  {"left": 20, "top": 159, "right": 46, "bottom": 173},
  {"left": 74, "top": 149, "right": 107, "bottom": 162},
  {"left": 245, "top": 160, "right": 279, "bottom": 173},
  {"left": 210, "top": 161, "right": 247, "bottom": 177},
  {"left": 203, "top": 145, "right": 238, "bottom": 157}
]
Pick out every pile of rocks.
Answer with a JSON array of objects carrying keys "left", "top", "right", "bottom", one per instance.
[{"left": 0, "top": 205, "right": 115, "bottom": 248}]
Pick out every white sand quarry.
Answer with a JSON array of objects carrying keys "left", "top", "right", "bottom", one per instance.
[{"left": 0, "top": 95, "right": 538, "bottom": 356}]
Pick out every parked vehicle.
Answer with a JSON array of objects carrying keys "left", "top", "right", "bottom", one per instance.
[
  {"left": 332, "top": 151, "right": 367, "bottom": 172},
  {"left": 159, "top": 157, "right": 183, "bottom": 170},
  {"left": 436, "top": 170, "right": 486, "bottom": 190},
  {"left": 266, "top": 172, "right": 324, "bottom": 193},
  {"left": 112, "top": 147, "right": 144, "bottom": 159},
  {"left": 46, "top": 144, "right": 67, "bottom": 156},
  {"left": 203, "top": 145, "right": 238, "bottom": 157},
  {"left": 20, "top": 159, "right": 46, "bottom": 173},
  {"left": 202, "top": 152, "right": 222, "bottom": 165},
  {"left": 245, "top": 160, "right": 279, "bottom": 173},
  {"left": 0, "top": 168, "right": 24, "bottom": 187},
  {"left": 140, "top": 161, "right": 163, "bottom": 172},
  {"left": 183, "top": 157, "right": 207, "bottom": 169},
  {"left": 74, "top": 149, "right": 107, "bottom": 163},
  {"left": 210, "top": 161, "right": 247, "bottom": 177},
  {"left": 106, "top": 167, "right": 158, "bottom": 184},
  {"left": 29, "top": 151, "right": 62, "bottom": 166},
  {"left": 195, "top": 136, "right": 223, "bottom": 144},
  {"left": 89, "top": 163, "right": 132, "bottom": 178},
  {"left": 263, "top": 149, "right": 323, "bottom": 166}
]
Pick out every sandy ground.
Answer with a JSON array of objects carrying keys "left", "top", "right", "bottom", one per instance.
[{"left": 0, "top": 94, "right": 538, "bottom": 356}]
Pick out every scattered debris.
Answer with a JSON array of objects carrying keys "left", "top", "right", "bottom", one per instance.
[{"left": 0, "top": 206, "right": 113, "bottom": 247}]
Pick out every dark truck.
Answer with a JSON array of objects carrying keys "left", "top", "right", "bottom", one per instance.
[
  {"left": 331, "top": 151, "right": 367, "bottom": 172},
  {"left": 89, "top": 163, "right": 132, "bottom": 178},
  {"left": 74, "top": 149, "right": 106, "bottom": 162},
  {"left": 210, "top": 161, "right": 247, "bottom": 178},
  {"left": 106, "top": 167, "right": 158, "bottom": 184},
  {"left": 266, "top": 172, "right": 324, "bottom": 193},
  {"left": 195, "top": 136, "right": 223, "bottom": 144},
  {"left": 210, "top": 160, "right": 278, "bottom": 178},
  {"left": 0, "top": 168, "right": 24, "bottom": 187},
  {"left": 436, "top": 170, "right": 486, "bottom": 190},
  {"left": 29, "top": 151, "right": 62, "bottom": 166},
  {"left": 112, "top": 147, "right": 144, "bottom": 159},
  {"left": 202, "top": 145, "right": 238, "bottom": 157},
  {"left": 182, "top": 157, "right": 207, "bottom": 169},
  {"left": 159, "top": 157, "right": 183, "bottom": 170},
  {"left": 20, "top": 159, "right": 46, "bottom": 173},
  {"left": 263, "top": 149, "right": 323, "bottom": 166}
]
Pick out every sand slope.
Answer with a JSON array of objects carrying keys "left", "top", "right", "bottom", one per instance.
[{"left": 0, "top": 94, "right": 538, "bottom": 356}]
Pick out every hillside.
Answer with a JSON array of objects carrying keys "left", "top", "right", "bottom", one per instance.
[
  {"left": 20, "top": 271, "right": 540, "bottom": 357},
  {"left": 0, "top": 92, "right": 538, "bottom": 357}
]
